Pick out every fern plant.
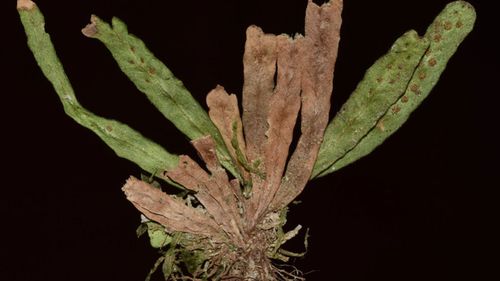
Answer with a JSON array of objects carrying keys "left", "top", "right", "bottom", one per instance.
[{"left": 18, "top": 0, "right": 475, "bottom": 280}]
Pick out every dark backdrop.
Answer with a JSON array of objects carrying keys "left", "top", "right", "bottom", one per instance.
[{"left": 4, "top": 0, "right": 495, "bottom": 280}]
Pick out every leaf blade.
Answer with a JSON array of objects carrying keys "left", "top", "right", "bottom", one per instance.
[
  {"left": 313, "top": 0, "right": 476, "bottom": 178},
  {"left": 18, "top": 1, "right": 179, "bottom": 176},
  {"left": 312, "top": 30, "right": 429, "bottom": 178},
  {"left": 82, "top": 16, "right": 238, "bottom": 177}
]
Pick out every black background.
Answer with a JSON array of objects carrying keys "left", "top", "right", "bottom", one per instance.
[{"left": 4, "top": 0, "right": 496, "bottom": 280}]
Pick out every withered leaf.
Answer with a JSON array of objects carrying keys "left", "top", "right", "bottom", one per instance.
[
  {"left": 242, "top": 26, "right": 278, "bottom": 162},
  {"left": 166, "top": 136, "right": 245, "bottom": 246},
  {"left": 250, "top": 35, "right": 303, "bottom": 223},
  {"left": 271, "top": 0, "right": 343, "bottom": 211},
  {"left": 122, "top": 177, "right": 223, "bottom": 240},
  {"left": 206, "top": 86, "right": 250, "bottom": 183}
]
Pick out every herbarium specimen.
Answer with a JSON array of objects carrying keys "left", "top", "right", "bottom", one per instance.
[{"left": 18, "top": 0, "right": 475, "bottom": 280}]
